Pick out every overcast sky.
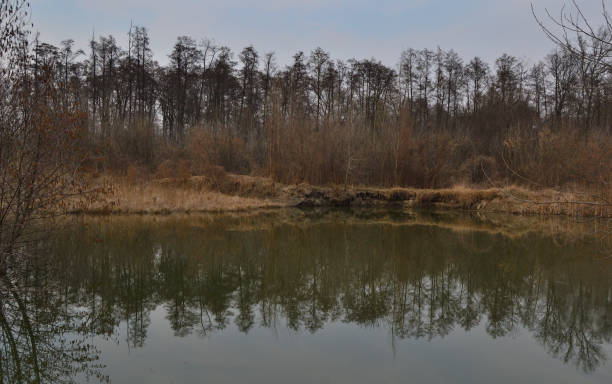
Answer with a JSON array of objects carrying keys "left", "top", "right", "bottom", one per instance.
[{"left": 31, "top": 0, "right": 607, "bottom": 67}]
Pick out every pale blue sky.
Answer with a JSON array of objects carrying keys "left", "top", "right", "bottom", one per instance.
[{"left": 31, "top": 0, "right": 607, "bottom": 66}]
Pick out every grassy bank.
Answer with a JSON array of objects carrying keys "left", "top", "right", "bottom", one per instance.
[
  {"left": 67, "top": 173, "right": 612, "bottom": 218},
  {"left": 67, "top": 176, "right": 285, "bottom": 215}
]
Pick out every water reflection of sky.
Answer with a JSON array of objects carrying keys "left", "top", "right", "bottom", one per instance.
[
  {"left": 3, "top": 211, "right": 611, "bottom": 384},
  {"left": 89, "top": 306, "right": 612, "bottom": 384}
]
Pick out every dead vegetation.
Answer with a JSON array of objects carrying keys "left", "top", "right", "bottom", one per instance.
[
  {"left": 67, "top": 171, "right": 612, "bottom": 218},
  {"left": 66, "top": 174, "right": 285, "bottom": 215}
]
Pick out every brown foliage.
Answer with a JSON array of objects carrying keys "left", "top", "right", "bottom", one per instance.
[
  {"left": 187, "top": 127, "right": 251, "bottom": 175},
  {"left": 155, "top": 159, "right": 191, "bottom": 182}
]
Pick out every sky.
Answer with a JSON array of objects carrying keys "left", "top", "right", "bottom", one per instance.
[{"left": 31, "top": 0, "right": 607, "bottom": 67}]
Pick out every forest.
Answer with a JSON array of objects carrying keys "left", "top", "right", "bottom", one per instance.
[
  {"left": 0, "top": 2, "right": 611, "bottom": 382},
  {"left": 0, "top": 0, "right": 611, "bottom": 235},
  {"left": 12, "top": 6, "right": 610, "bottom": 192}
]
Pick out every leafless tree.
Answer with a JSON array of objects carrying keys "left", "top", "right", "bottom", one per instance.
[
  {"left": 533, "top": 0, "right": 612, "bottom": 69},
  {"left": 0, "top": 0, "right": 87, "bottom": 268}
]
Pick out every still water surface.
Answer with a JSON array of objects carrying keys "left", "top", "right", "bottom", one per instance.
[{"left": 1, "top": 210, "right": 611, "bottom": 383}]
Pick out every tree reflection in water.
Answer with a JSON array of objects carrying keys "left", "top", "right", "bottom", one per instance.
[
  {"left": 2, "top": 212, "right": 611, "bottom": 381},
  {"left": 0, "top": 253, "right": 108, "bottom": 384}
]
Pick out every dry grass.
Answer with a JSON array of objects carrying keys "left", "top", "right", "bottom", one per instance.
[
  {"left": 479, "top": 185, "right": 612, "bottom": 217},
  {"left": 66, "top": 173, "right": 611, "bottom": 218},
  {"left": 67, "top": 176, "right": 285, "bottom": 215},
  {"left": 286, "top": 182, "right": 611, "bottom": 217}
]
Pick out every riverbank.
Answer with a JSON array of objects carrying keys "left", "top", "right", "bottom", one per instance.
[{"left": 68, "top": 173, "right": 612, "bottom": 217}]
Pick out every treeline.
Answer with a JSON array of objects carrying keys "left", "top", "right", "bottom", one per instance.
[{"left": 23, "top": 26, "right": 612, "bottom": 189}]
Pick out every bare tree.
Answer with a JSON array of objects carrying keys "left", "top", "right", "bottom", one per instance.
[
  {"left": 261, "top": 52, "right": 276, "bottom": 128},
  {"left": 309, "top": 47, "right": 330, "bottom": 129},
  {"left": 465, "top": 57, "right": 489, "bottom": 114},
  {"left": 0, "top": 0, "right": 87, "bottom": 267},
  {"left": 529, "top": 61, "right": 548, "bottom": 117},
  {"left": 533, "top": 0, "right": 612, "bottom": 69},
  {"left": 547, "top": 49, "right": 576, "bottom": 120},
  {"left": 238, "top": 45, "right": 260, "bottom": 139}
]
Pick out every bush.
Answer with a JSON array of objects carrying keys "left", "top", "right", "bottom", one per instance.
[
  {"left": 187, "top": 127, "right": 251, "bottom": 175},
  {"left": 155, "top": 159, "right": 191, "bottom": 181}
]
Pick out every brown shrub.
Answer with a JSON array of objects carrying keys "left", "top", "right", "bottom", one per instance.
[
  {"left": 176, "top": 159, "right": 192, "bottom": 181},
  {"left": 187, "top": 127, "right": 251, "bottom": 175},
  {"left": 503, "top": 126, "right": 612, "bottom": 195},
  {"left": 126, "top": 164, "right": 147, "bottom": 183},
  {"left": 155, "top": 159, "right": 191, "bottom": 181},
  {"left": 187, "top": 127, "right": 216, "bottom": 175},
  {"left": 201, "top": 165, "right": 228, "bottom": 189},
  {"left": 458, "top": 155, "right": 500, "bottom": 186},
  {"left": 155, "top": 159, "right": 175, "bottom": 180}
]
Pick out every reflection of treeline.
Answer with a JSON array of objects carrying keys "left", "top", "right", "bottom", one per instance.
[
  {"left": 25, "top": 28, "right": 611, "bottom": 190},
  {"left": 48, "top": 218, "right": 612, "bottom": 372},
  {"left": 0, "top": 256, "right": 108, "bottom": 384}
]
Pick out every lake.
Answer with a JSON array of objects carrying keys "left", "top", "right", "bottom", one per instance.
[{"left": 1, "top": 209, "right": 611, "bottom": 383}]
